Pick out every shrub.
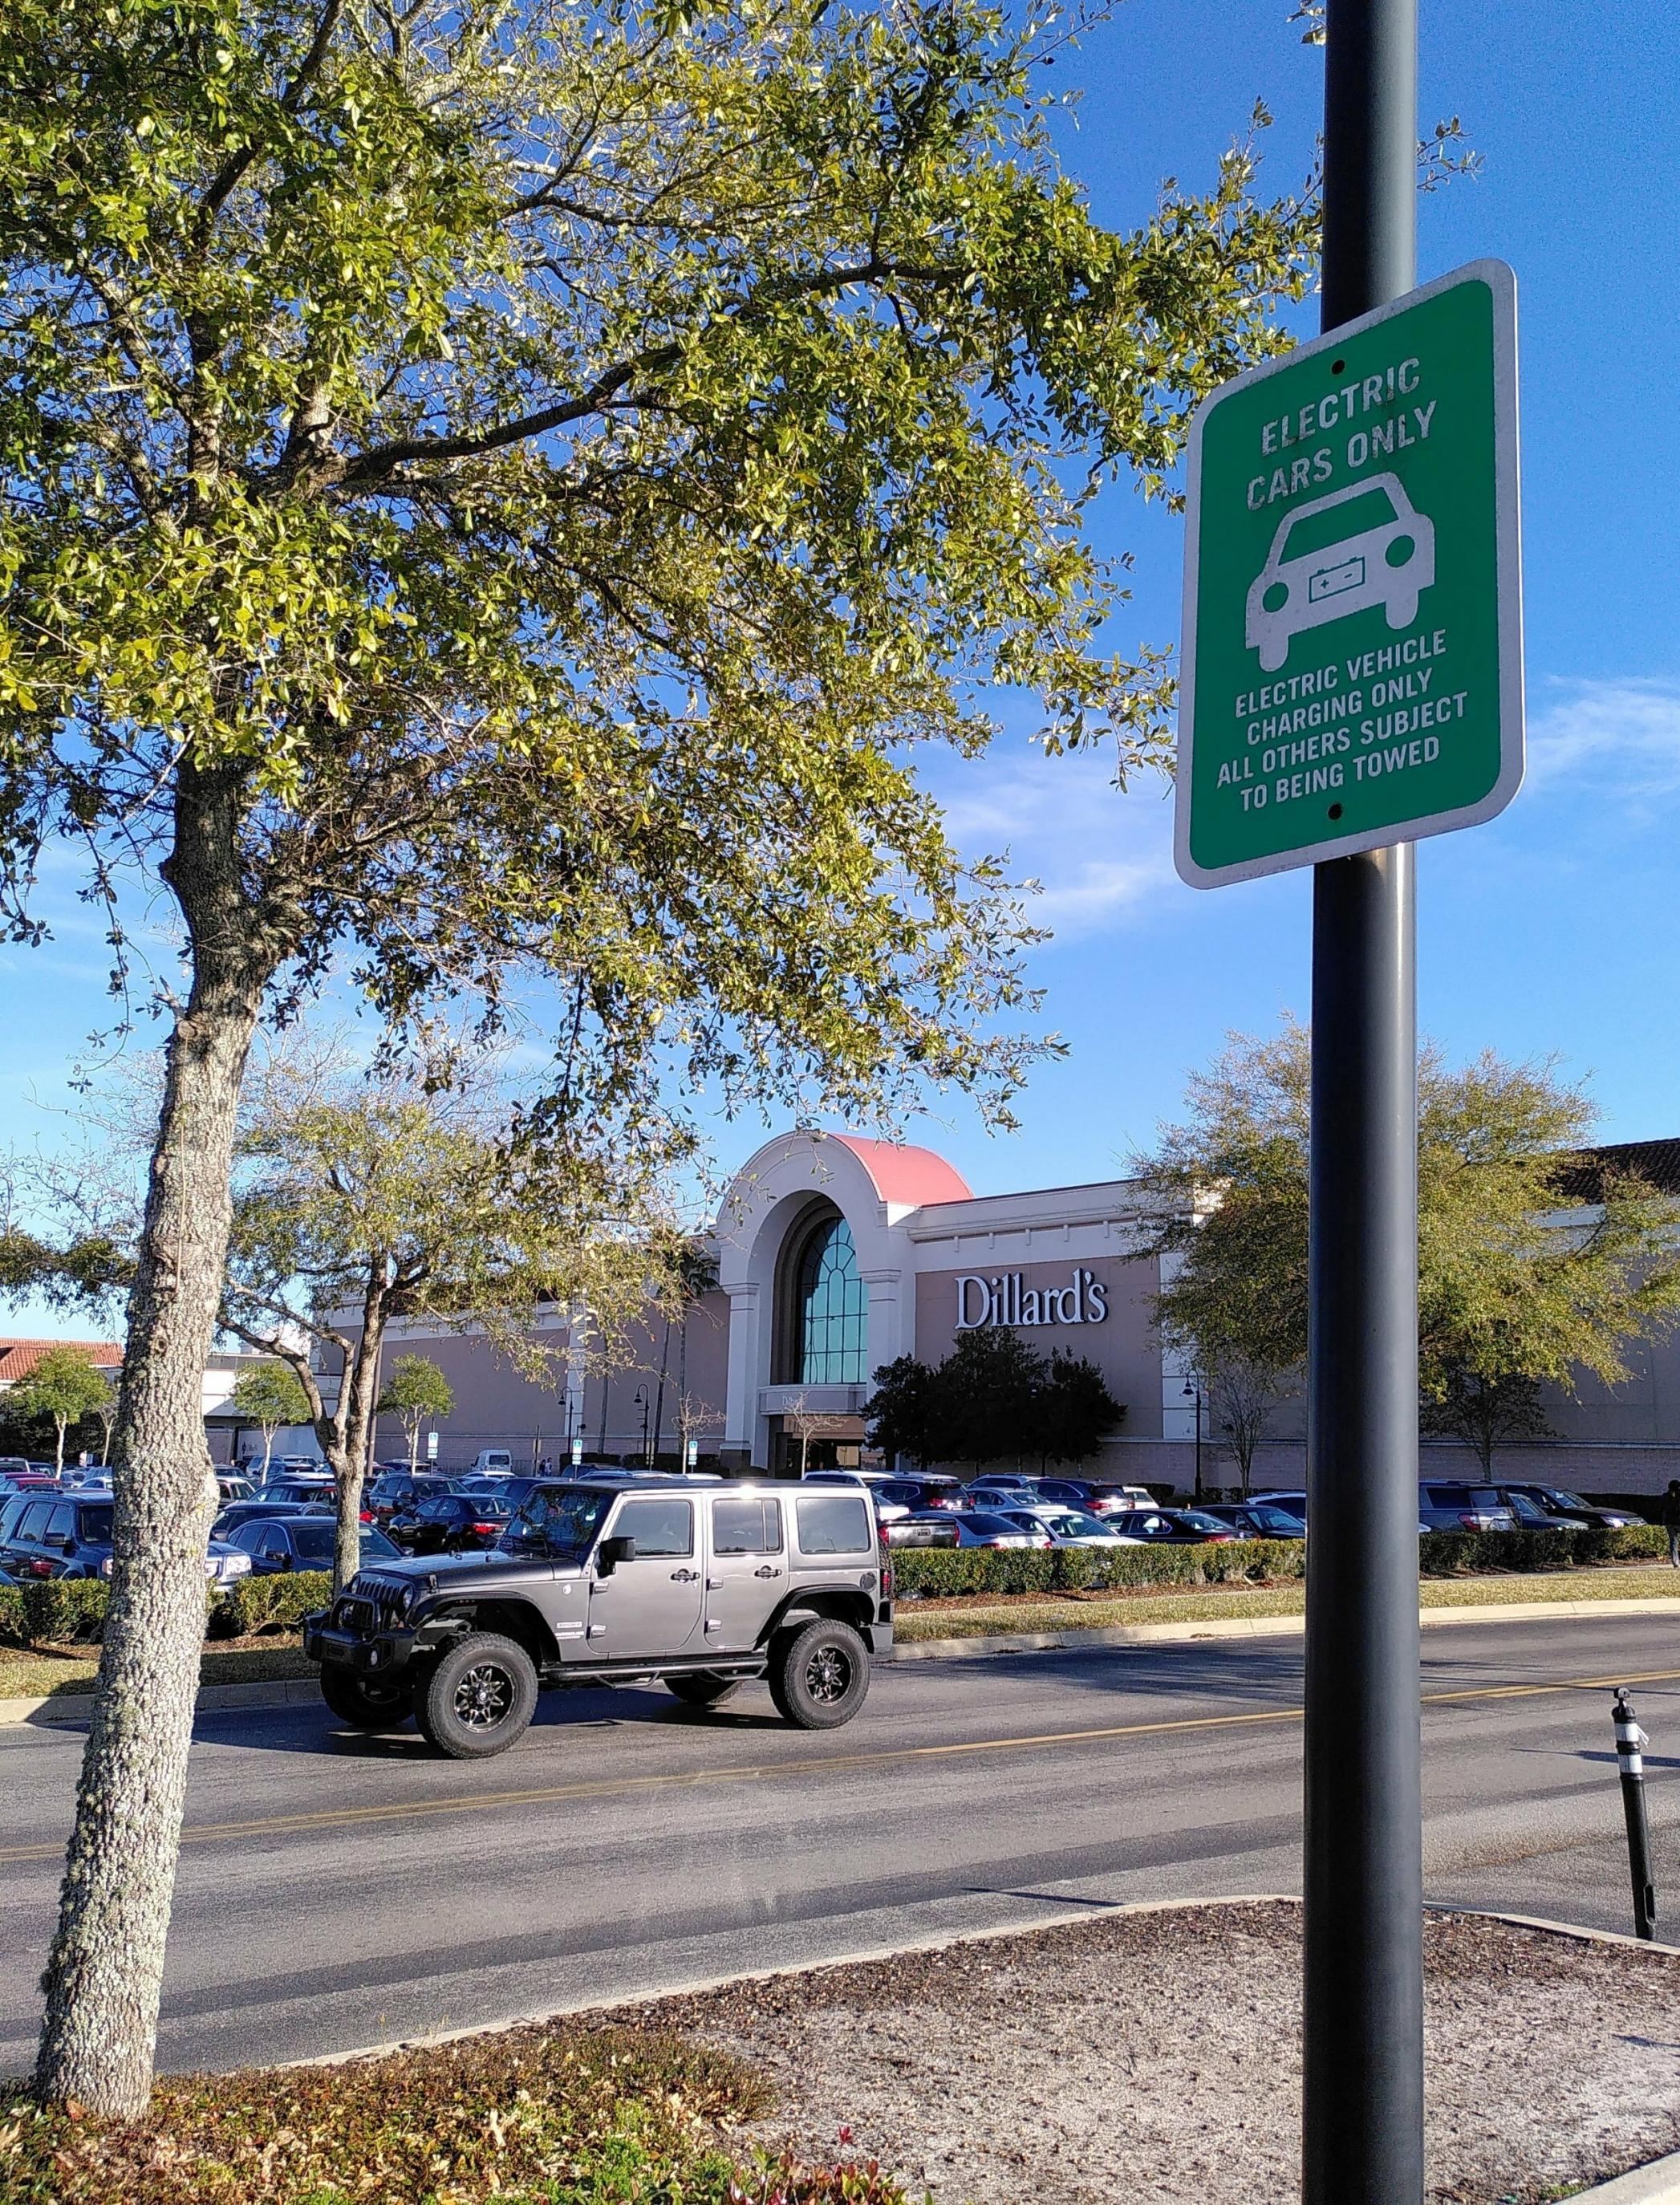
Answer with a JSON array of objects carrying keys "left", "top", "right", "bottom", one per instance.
[
  {"left": 892, "top": 1523, "right": 1669, "bottom": 1602},
  {"left": 0, "top": 1582, "right": 24, "bottom": 1642},
  {"left": 220, "top": 1569, "right": 335, "bottom": 1638},
  {"left": 20, "top": 1577, "right": 110, "bottom": 1643}
]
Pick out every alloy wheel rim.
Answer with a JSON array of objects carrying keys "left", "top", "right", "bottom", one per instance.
[
  {"left": 455, "top": 1662, "right": 513, "bottom": 1728},
  {"left": 804, "top": 1643, "right": 852, "bottom": 1704}
]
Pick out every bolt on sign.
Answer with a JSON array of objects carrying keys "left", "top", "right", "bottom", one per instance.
[{"left": 1175, "top": 260, "right": 1523, "bottom": 887}]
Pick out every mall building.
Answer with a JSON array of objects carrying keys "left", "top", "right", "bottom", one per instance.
[{"left": 235, "top": 1127, "right": 1680, "bottom": 1500}]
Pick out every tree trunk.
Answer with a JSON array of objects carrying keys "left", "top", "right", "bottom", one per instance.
[
  {"left": 35, "top": 766, "right": 266, "bottom": 2120},
  {"left": 315, "top": 1275, "right": 388, "bottom": 1593}
]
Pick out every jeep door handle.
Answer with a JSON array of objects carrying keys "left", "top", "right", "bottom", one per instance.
[
  {"left": 670, "top": 1568, "right": 699, "bottom": 1583},
  {"left": 753, "top": 1565, "right": 781, "bottom": 1578}
]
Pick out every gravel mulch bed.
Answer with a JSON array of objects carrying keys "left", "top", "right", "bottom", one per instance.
[{"left": 603, "top": 1900, "right": 1680, "bottom": 2204}]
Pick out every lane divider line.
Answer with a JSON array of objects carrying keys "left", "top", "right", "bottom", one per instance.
[{"left": 4, "top": 1664, "right": 1678, "bottom": 1869}]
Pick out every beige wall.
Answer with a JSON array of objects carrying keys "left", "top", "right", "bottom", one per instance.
[{"left": 913, "top": 1253, "right": 1165, "bottom": 1445}]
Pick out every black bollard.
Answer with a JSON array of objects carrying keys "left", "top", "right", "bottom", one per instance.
[{"left": 1613, "top": 1689, "right": 1657, "bottom": 1941}]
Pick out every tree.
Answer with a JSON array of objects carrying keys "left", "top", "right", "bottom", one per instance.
[
  {"left": 779, "top": 1394, "right": 854, "bottom": 1480},
  {"left": 1203, "top": 1356, "right": 1284, "bottom": 1499},
  {"left": 1142, "top": 1023, "right": 1680, "bottom": 1475},
  {"left": 10, "top": 1348, "right": 115, "bottom": 1473},
  {"left": 1035, "top": 1351, "right": 1122, "bottom": 1468},
  {"left": 928, "top": 1328, "right": 1049, "bottom": 1471},
  {"left": 1418, "top": 1367, "right": 1551, "bottom": 1476},
  {"left": 0, "top": 0, "right": 1314, "bottom": 2115},
  {"left": 378, "top": 1357, "right": 455, "bottom": 1475},
  {"left": 228, "top": 1359, "right": 311, "bottom": 1476},
  {"left": 222, "top": 1049, "right": 674, "bottom": 1590},
  {"left": 865, "top": 1356, "right": 939, "bottom": 1470}
]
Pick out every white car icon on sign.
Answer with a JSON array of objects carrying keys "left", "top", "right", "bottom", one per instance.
[{"left": 1245, "top": 473, "right": 1435, "bottom": 673}]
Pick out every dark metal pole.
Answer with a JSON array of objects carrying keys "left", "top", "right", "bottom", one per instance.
[
  {"left": 1303, "top": 3, "right": 1424, "bottom": 2202},
  {"left": 1613, "top": 1691, "right": 1658, "bottom": 1939}
]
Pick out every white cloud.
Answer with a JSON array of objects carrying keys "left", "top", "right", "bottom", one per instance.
[
  {"left": 1525, "top": 676, "right": 1680, "bottom": 796},
  {"left": 922, "top": 743, "right": 1179, "bottom": 942}
]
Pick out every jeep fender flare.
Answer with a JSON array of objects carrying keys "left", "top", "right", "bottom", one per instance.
[{"left": 761, "top": 1586, "right": 875, "bottom": 1647}]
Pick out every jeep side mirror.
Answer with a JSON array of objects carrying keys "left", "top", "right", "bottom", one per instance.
[{"left": 596, "top": 1534, "right": 636, "bottom": 1576}]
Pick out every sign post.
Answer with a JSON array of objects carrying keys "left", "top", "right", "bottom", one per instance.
[{"left": 1173, "top": 5, "right": 1523, "bottom": 2200}]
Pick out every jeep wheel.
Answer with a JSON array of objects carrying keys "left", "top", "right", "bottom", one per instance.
[
  {"left": 319, "top": 1666, "right": 414, "bottom": 1732},
  {"left": 666, "top": 1672, "right": 742, "bottom": 1708},
  {"left": 769, "top": 1618, "right": 870, "bottom": 1730},
  {"left": 416, "top": 1633, "right": 538, "bottom": 1759}
]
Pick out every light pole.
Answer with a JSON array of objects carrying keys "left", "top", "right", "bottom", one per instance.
[
  {"left": 1182, "top": 1379, "right": 1204, "bottom": 1503},
  {"left": 634, "top": 1385, "right": 651, "bottom": 1469}
]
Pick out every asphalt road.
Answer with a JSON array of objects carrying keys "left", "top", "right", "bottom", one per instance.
[{"left": 3, "top": 1612, "right": 1678, "bottom": 2076}]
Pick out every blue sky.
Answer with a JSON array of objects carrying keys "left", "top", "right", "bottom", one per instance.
[{"left": 3, "top": 0, "right": 1677, "bottom": 1335}]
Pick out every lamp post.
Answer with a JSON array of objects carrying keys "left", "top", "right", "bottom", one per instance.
[
  {"left": 634, "top": 1385, "right": 651, "bottom": 1469},
  {"left": 1182, "top": 1379, "right": 1204, "bottom": 1503}
]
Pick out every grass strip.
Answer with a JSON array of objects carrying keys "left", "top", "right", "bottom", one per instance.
[
  {"left": 0, "top": 2022, "right": 907, "bottom": 2205},
  {"left": 895, "top": 1565, "right": 1680, "bottom": 1642},
  {"left": 0, "top": 1639, "right": 316, "bottom": 1703}
]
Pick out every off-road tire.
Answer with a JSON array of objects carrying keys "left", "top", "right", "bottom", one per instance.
[
  {"left": 665, "top": 1672, "right": 743, "bottom": 1708},
  {"left": 769, "top": 1618, "right": 870, "bottom": 1730},
  {"left": 319, "top": 1665, "right": 415, "bottom": 1732},
  {"left": 416, "top": 1632, "right": 538, "bottom": 1759}
]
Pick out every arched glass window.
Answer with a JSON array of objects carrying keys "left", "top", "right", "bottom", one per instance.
[{"left": 794, "top": 1216, "right": 869, "bottom": 1384}]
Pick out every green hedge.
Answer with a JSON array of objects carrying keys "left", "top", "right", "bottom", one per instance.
[
  {"left": 891, "top": 1523, "right": 1668, "bottom": 1602},
  {"left": 220, "top": 1571, "right": 335, "bottom": 1638}
]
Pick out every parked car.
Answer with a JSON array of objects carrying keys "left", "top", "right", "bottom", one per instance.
[
  {"left": 469, "top": 1449, "right": 515, "bottom": 1476},
  {"left": 364, "top": 1472, "right": 454, "bottom": 1525},
  {"left": 1033, "top": 1478, "right": 1156, "bottom": 1515},
  {"left": 1491, "top": 1486, "right": 1594, "bottom": 1533},
  {"left": 1417, "top": 1483, "right": 1518, "bottom": 1533},
  {"left": 0, "top": 1457, "right": 32, "bottom": 1480},
  {"left": 1497, "top": 1483, "right": 1643, "bottom": 1530},
  {"left": 999, "top": 1506, "right": 1130, "bottom": 1547},
  {"left": 871, "top": 1476, "right": 965, "bottom": 1513},
  {"left": 961, "top": 1480, "right": 1048, "bottom": 1511},
  {"left": 1109, "top": 1509, "right": 1239, "bottom": 1546},
  {"left": 0, "top": 1471, "right": 62, "bottom": 1496},
  {"left": 958, "top": 1473, "right": 1041, "bottom": 1496},
  {"left": 1201, "top": 1501, "right": 1308, "bottom": 1540},
  {"left": 386, "top": 1492, "right": 514, "bottom": 1555},
  {"left": 930, "top": 1510, "right": 1053, "bottom": 1549},
  {"left": 304, "top": 1475, "right": 891, "bottom": 1757},
  {"left": 225, "top": 1517, "right": 401, "bottom": 1574},
  {"left": 883, "top": 1514, "right": 960, "bottom": 1548},
  {"left": 2, "top": 1495, "right": 117, "bottom": 1578},
  {"left": 212, "top": 1496, "right": 327, "bottom": 1538},
  {"left": 216, "top": 1473, "right": 255, "bottom": 1504},
  {"left": 250, "top": 1476, "right": 338, "bottom": 1508}
]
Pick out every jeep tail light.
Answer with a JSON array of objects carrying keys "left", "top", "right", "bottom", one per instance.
[{"left": 879, "top": 1556, "right": 893, "bottom": 1598}]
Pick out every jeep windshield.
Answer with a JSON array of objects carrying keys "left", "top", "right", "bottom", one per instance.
[{"left": 502, "top": 1486, "right": 615, "bottom": 1553}]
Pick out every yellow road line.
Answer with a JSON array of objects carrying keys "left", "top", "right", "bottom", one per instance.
[{"left": 6, "top": 1664, "right": 1678, "bottom": 1869}]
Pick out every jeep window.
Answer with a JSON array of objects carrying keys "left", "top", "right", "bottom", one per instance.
[
  {"left": 712, "top": 1496, "right": 783, "bottom": 1555},
  {"left": 507, "top": 1486, "right": 614, "bottom": 1552},
  {"left": 1278, "top": 487, "right": 1401, "bottom": 562},
  {"left": 795, "top": 1494, "right": 873, "bottom": 1555},
  {"left": 608, "top": 1496, "right": 694, "bottom": 1557}
]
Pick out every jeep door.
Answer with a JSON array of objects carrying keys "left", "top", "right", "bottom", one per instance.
[
  {"left": 700, "top": 1492, "right": 785, "bottom": 1652},
  {"left": 587, "top": 1493, "right": 703, "bottom": 1656}
]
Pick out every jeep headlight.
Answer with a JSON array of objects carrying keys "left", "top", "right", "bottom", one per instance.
[{"left": 393, "top": 1582, "right": 420, "bottom": 1618}]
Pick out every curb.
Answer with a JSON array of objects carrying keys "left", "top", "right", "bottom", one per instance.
[
  {"left": 1573, "top": 2152, "right": 1680, "bottom": 2203},
  {"left": 0, "top": 1673, "right": 320, "bottom": 1729},
  {"left": 890, "top": 1593, "right": 1680, "bottom": 1662},
  {"left": 6, "top": 1592, "right": 1678, "bottom": 1724}
]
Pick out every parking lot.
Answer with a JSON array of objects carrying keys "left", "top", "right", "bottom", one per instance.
[{"left": 2, "top": 1611, "right": 1675, "bottom": 2076}]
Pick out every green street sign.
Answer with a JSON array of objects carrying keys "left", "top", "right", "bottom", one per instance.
[{"left": 1175, "top": 260, "right": 1522, "bottom": 888}]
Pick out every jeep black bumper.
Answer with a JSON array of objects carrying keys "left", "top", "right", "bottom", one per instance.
[{"left": 302, "top": 1608, "right": 416, "bottom": 1678}]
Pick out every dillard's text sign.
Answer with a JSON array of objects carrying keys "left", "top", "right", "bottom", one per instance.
[
  {"left": 955, "top": 1266, "right": 1108, "bottom": 1330},
  {"left": 1175, "top": 259, "right": 1522, "bottom": 887}
]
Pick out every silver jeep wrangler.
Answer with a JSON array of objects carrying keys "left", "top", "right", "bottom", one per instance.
[{"left": 302, "top": 1474, "right": 892, "bottom": 1758}]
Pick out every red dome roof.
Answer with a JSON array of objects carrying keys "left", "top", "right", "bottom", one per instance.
[{"left": 829, "top": 1135, "right": 972, "bottom": 1208}]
